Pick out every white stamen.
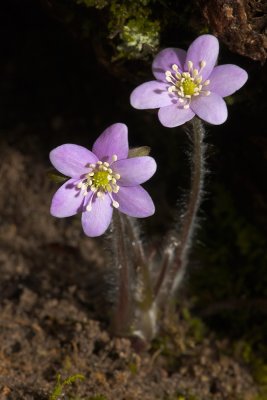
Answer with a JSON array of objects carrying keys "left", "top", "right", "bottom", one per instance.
[
  {"left": 112, "top": 201, "right": 119, "bottom": 208},
  {"left": 114, "top": 174, "right": 120, "bottom": 180},
  {"left": 112, "top": 155, "right": 117, "bottom": 162},
  {"left": 183, "top": 104, "right": 190, "bottom": 109},
  {"left": 187, "top": 61, "right": 193, "bottom": 70},
  {"left": 103, "top": 162, "right": 109, "bottom": 167},
  {"left": 86, "top": 204, "right": 92, "bottom": 212},
  {"left": 200, "top": 60, "right": 206, "bottom": 68},
  {"left": 172, "top": 64, "right": 179, "bottom": 71},
  {"left": 97, "top": 161, "right": 102, "bottom": 165},
  {"left": 203, "top": 80, "right": 210, "bottom": 86}
]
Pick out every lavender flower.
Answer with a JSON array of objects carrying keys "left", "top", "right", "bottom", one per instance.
[
  {"left": 50, "top": 123, "right": 156, "bottom": 237},
  {"left": 130, "top": 34, "right": 248, "bottom": 127}
]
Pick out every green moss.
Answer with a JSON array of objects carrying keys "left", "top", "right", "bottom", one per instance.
[
  {"left": 165, "top": 392, "right": 200, "bottom": 400},
  {"left": 109, "top": 0, "right": 160, "bottom": 60},
  {"left": 74, "top": 0, "right": 108, "bottom": 9},
  {"left": 182, "top": 308, "right": 206, "bottom": 343},
  {"left": 49, "top": 373, "right": 85, "bottom": 400}
]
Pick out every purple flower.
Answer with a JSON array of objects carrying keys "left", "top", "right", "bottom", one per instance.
[
  {"left": 50, "top": 123, "right": 156, "bottom": 237},
  {"left": 130, "top": 34, "right": 248, "bottom": 127}
]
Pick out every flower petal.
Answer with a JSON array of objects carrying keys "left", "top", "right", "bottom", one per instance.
[
  {"left": 158, "top": 104, "right": 195, "bottom": 127},
  {"left": 207, "top": 64, "right": 248, "bottom": 97},
  {"left": 50, "top": 144, "right": 98, "bottom": 178},
  {"left": 185, "top": 35, "right": 219, "bottom": 81},
  {"left": 152, "top": 48, "right": 187, "bottom": 82},
  {"left": 130, "top": 81, "right": 173, "bottom": 109},
  {"left": 191, "top": 92, "right": 227, "bottom": 125},
  {"left": 50, "top": 178, "right": 85, "bottom": 217},
  {"left": 113, "top": 156, "right": 157, "bottom": 186},
  {"left": 114, "top": 185, "right": 155, "bottom": 218},
  {"left": 81, "top": 194, "right": 113, "bottom": 237},
  {"left": 92, "top": 123, "right": 128, "bottom": 162}
]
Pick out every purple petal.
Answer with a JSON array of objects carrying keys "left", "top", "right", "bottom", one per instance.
[
  {"left": 152, "top": 48, "right": 187, "bottom": 82},
  {"left": 114, "top": 185, "right": 155, "bottom": 218},
  {"left": 191, "top": 92, "right": 227, "bottom": 125},
  {"left": 50, "top": 178, "right": 85, "bottom": 217},
  {"left": 158, "top": 104, "right": 195, "bottom": 127},
  {"left": 130, "top": 81, "right": 173, "bottom": 109},
  {"left": 50, "top": 144, "right": 98, "bottom": 178},
  {"left": 113, "top": 156, "right": 157, "bottom": 186},
  {"left": 92, "top": 123, "right": 128, "bottom": 162},
  {"left": 81, "top": 194, "right": 113, "bottom": 237},
  {"left": 185, "top": 35, "right": 219, "bottom": 81},
  {"left": 207, "top": 64, "right": 248, "bottom": 97}
]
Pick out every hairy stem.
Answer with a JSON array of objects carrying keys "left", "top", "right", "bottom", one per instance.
[
  {"left": 111, "top": 210, "right": 132, "bottom": 335},
  {"left": 171, "top": 117, "right": 205, "bottom": 294},
  {"left": 154, "top": 117, "right": 206, "bottom": 302}
]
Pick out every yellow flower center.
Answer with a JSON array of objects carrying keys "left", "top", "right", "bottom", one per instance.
[
  {"left": 92, "top": 170, "right": 110, "bottom": 190},
  {"left": 76, "top": 155, "right": 120, "bottom": 211},
  {"left": 165, "top": 60, "right": 211, "bottom": 109},
  {"left": 181, "top": 78, "right": 197, "bottom": 96}
]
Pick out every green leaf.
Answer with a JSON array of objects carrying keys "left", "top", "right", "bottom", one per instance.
[{"left": 128, "top": 146, "right": 151, "bottom": 158}]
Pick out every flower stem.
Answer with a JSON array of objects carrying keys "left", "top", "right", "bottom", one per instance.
[
  {"left": 154, "top": 117, "right": 206, "bottom": 303},
  {"left": 171, "top": 117, "right": 206, "bottom": 295},
  {"left": 111, "top": 210, "right": 132, "bottom": 335}
]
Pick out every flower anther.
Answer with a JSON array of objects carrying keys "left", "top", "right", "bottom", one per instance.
[
  {"left": 166, "top": 61, "right": 210, "bottom": 109},
  {"left": 76, "top": 157, "right": 121, "bottom": 211}
]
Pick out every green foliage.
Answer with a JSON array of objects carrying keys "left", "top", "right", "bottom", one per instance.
[
  {"left": 164, "top": 392, "right": 200, "bottom": 400},
  {"left": 109, "top": 0, "right": 160, "bottom": 60},
  {"left": 75, "top": 0, "right": 107, "bottom": 8},
  {"left": 234, "top": 341, "right": 267, "bottom": 400},
  {"left": 128, "top": 146, "right": 151, "bottom": 158},
  {"left": 48, "top": 170, "right": 68, "bottom": 184},
  {"left": 49, "top": 373, "right": 85, "bottom": 400},
  {"left": 73, "top": 0, "right": 160, "bottom": 59},
  {"left": 182, "top": 308, "right": 206, "bottom": 343}
]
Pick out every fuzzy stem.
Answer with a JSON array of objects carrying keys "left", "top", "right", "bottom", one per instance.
[
  {"left": 154, "top": 117, "right": 206, "bottom": 302},
  {"left": 124, "top": 215, "right": 146, "bottom": 267},
  {"left": 111, "top": 210, "right": 132, "bottom": 335},
  {"left": 170, "top": 117, "right": 205, "bottom": 295}
]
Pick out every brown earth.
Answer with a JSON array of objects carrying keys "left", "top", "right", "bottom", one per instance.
[{"left": 0, "top": 134, "right": 258, "bottom": 400}]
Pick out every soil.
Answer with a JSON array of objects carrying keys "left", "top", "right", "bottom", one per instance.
[
  {"left": 0, "top": 1, "right": 264, "bottom": 399},
  {"left": 0, "top": 118, "right": 259, "bottom": 400}
]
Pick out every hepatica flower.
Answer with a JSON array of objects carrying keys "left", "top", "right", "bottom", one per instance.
[
  {"left": 130, "top": 34, "right": 248, "bottom": 127},
  {"left": 50, "top": 123, "right": 156, "bottom": 237}
]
